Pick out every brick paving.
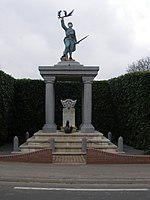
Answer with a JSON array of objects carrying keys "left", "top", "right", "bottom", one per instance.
[{"left": 53, "top": 155, "right": 86, "bottom": 164}]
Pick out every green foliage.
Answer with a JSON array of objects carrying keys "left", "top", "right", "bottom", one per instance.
[
  {"left": 0, "top": 70, "right": 149, "bottom": 152},
  {"left": 0, "top": 71, "right": 14, "bottom": 145},
  {"left": 11, "top": 79, "right": 45, "bottom": 139},
  {"left": 109, "top": 72, "right": 150, "bottom": 150},
  {"left": 92, "top": 81, "right": 115, "bottom": 137}
]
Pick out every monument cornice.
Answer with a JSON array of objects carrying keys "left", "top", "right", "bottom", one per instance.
[{"left": 39, "top": 61, "right": 99, "bottom": 81}]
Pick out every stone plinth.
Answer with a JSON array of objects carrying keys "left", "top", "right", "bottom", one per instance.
[
  {"left": 61, "top": 99, "right": 77, "bottom": 127},
  {"left": 63, "top": 108, "right": 75, "bottom": 127},
  {"left": 20, "top": 130, "right": 118, "bottom": 154}
]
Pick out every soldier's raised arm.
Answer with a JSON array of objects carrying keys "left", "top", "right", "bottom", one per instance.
[{"left": 61, "top": 18, "right": 67, "bottom": 31}]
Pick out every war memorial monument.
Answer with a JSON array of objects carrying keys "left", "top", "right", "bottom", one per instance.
[{"left": 20, "top": 10, "right": 117, "bottom": 154}]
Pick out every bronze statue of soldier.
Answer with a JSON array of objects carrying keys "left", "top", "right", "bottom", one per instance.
[{"left": 58, "top": 10, "right": 88, "bottom": 61}]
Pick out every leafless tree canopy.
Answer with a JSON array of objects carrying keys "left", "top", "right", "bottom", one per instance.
[{"left": 127, "top": 56, "right": 150, "bottom": 73}]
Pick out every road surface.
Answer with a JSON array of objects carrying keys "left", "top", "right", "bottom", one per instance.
[{"left": 0, "top": 182, "right": 149, "bottom": 200}]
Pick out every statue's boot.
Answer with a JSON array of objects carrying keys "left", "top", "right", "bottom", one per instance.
[
  {"left": 69, "top": 56, "right": 75, "bottom": 61},
  {"left": 61, "top": 54, "right": 68, "bottom": 61}
]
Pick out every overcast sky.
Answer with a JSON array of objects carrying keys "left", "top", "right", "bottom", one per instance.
[{"left": 0, "top": 0, "right": 150, "bottom": 80}]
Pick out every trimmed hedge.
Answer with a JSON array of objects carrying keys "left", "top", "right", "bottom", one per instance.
[
  {"left": 12, "top": 81, "right": 82, "bottom": 135},
  {"left": 0, "top": 71, "right": 14, "bottom": 145},
  {"left": 11, "top": 79, "right": 45, "bottom": 139},
  {"left": 109, "top": 72, "right": 150, "bottom": 150},
  {"left": 92, "top": 81, "right": 115, "bottom": 137},
  {"left": 0, "top": 70, "right": 149, "bottom": 152}
]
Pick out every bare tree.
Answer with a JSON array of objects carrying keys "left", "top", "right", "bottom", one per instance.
[{"left": 127, "top": 56, "right": 150, "bottom": 73}]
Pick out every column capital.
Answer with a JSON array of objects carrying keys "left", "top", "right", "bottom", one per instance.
[
  {"left": 82, "top": 76, "right": 94, "bottom": 84},
  {"left": 44, "top": 76, "right": 56, "bottom": 84}
]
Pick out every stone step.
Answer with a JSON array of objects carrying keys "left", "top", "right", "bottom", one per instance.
[
  {"left": 23, "top": 139, "right": 113, "bottom": 149},
  {"left": 34, "top": 130, "right": 104, "bottom": 140},
  {"left": 20, "top": 143, "right": 113, "bottom": 149},
  {"left": 55, "top": 147, "right": 117, "bottom": 153},
  {"left": 20, "top": 130, "right": 118, "bottom": 154},
  {"left": 26, "top": 138, "right": 111, "bottom": 144},
  {"left": 20, "top": 143, "right": 117, "bottom": 153}
]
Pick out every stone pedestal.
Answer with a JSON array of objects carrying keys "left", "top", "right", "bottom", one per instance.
[
  {"left": 61, "top": 99, "right": 77, "bottom": 127},
  {"left": 39, "top": 61, "right": 99, "bottom": 133},
  {"left": 62, "top": 108, "right": 75, "bottom": 127}
]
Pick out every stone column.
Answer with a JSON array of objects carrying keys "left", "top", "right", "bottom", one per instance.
[
  {"left": 42, "top": 77, "right": 56, "bottom": 133},
  {"left": 81, "top": 77, "right": 95, "bottom": 133},
  {"left": 79, "top": 84, "right": 84, "bottom": 129}
]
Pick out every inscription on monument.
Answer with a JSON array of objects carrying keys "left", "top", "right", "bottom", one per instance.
[{"left": 61, "top": 99, "right": 77, "bottom": 127}]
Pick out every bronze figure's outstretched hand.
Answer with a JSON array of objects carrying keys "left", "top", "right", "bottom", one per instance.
[{"left": 58, "top": 9, "right": 74, "bottom": 19}]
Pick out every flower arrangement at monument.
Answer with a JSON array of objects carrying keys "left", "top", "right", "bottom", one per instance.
[{"left": 60, "top": 124, "right": 77, "bottom": 133}]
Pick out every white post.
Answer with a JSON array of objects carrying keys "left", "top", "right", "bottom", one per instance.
[
  {"left": 13, "top": 136, "right": 19, "bottom": 152},
  {"left": 118, "top": 136, "right": 124, "bottom": 152}
]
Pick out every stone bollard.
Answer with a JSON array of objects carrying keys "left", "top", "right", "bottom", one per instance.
[
  {"left": 50, "top": 138, "right": 55, "bottom": 152},
  {"left": 118, "top": 136, "right": 123, "bottom": 152},
  {"left": 108, "top": 131, "right": 112, "bottom": 142},
  {"left": 82, "top": 137, "right": 87, "bottom": 153},
  {"left": 25, "top": 131, "right": 30, "bottom": 141},
  {"left": 13, "top": 136, "right": 19, "bottom": 152}
]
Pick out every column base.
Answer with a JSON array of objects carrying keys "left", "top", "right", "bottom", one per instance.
[
  {"left": 80, "top": 124, "right": 95, "bottom": 133},
  {"left": 42, "top": 123, "right": 56, "bottom": 133},
  {"left": 79, "top": 123, "right": 83, "bottom": 130}
]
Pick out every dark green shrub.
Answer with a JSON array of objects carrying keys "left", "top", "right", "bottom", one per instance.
[
  {"left": 11, "top": 79, "right": 45, "bottom": 139},
  {"left": 0, "top": 69, "right": 149, "bottom": 153},
  {"left": 92, "top": 81, "right": 115, "bottom": 137},
  {"left": 0, "top": 71, "right": 14, "bottom": 145},
  {"left": 109, "top": 72, "right": 150, "bottom": 150}
]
